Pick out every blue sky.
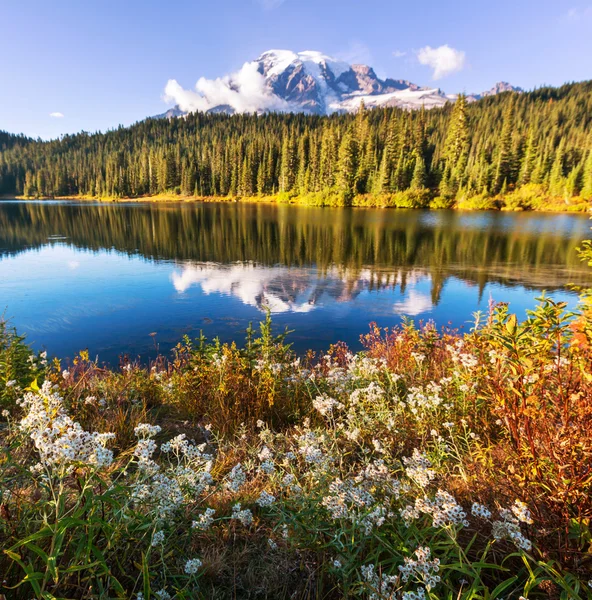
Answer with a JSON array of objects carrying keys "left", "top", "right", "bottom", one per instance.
[{"left": 1, "top": 0, "right": 590, "bottom": 139}]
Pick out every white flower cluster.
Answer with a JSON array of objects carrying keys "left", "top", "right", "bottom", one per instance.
[
  {"left": 492, "top": 502, "right": 533, "bottom": 551},
  {"left": 257, "top": 446, "right": 275, "bottom": 474},
  {"left": 192, "top": 507, "right": 216, "bottom": 531},
  {"left": 400, "top": 489, "right": 468, "bottom": 529},
  {"left": 161, "top": 433, "right": 212, "bottom": 463},
  {"left": 256, "top": 490, "right": 276, "bottom": 507},
  {"left": 296, "top": 431, "right": 327, "bottom": 465},
  {"left": 360, "top": 563, "right": 398, "bottom": 600},
  {"left": 447, "top": 340, "right": 479, "bottom": 370},
  {"left": 19, "top": 381, "right": 115, "bottom": 470},
  {"left": 131, "top": 472, "right": 184, "bottom": 519},
  {"left": 402, "top": 587, "right": 427, "bottom": 600},
  {"left": 312, "top": 393, "right": 344, "bottom": 417},
  {"left": 398, "top": 546, "right": 441, "bottom": 590},
  {"left": 471, "top": 502, "right": 492, "bottom": 519},
  {"left": 231, "top": 503, "right": 254, "bottom": 526},
  {"left": 321, "top": 477, "right": 387, "bottom": 533},
  {"left": 184, "top": 557, "right": 202, "bottom": 574},
  {"left": 134, "top": 423, "right": 162, "bottom": 438},
  {"left": 226, "top": 463, "right": 247, "bottom": 492},
  {"left": 322, "top": 478, "right": 375, "bottom": 520},
  {"left": 151, "top": 530, "right": 165, "bottom": 546},
  {"left": 403, "top": 449, "right": 436, "bottom": 488}
]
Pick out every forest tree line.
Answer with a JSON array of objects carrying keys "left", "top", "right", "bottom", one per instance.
[{"left": 1, "top": 81, "right": 592, "bottom": 208}]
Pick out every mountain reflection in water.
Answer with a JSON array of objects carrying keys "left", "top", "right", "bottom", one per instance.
[{"left": 0, "top": 200, "right": 590, "bottom": 363}]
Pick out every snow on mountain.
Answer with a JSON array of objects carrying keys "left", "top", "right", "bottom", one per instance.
[{"left": 160, "top": 50, "right": 522, "bottom": 118}]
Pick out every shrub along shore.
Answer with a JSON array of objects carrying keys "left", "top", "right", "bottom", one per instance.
[
  {"left": 1, "top": 277, "right": 592, "bottom": 600},
  {"left": 13, "top": 185, "right": 592, "bottom": 213}
]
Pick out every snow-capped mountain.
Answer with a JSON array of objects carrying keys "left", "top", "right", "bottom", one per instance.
[{"left": 160, "top": 50, "right": 522, "bottom": 117}]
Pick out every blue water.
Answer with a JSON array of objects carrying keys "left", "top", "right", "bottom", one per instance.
[{"left": 0, "top": 200, "right": 590, "bottom": 364}]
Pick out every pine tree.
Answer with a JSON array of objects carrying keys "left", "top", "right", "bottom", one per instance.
[
  {"left": 336, "top": 131, "right": 357, "bottom": 204},
  {"left": 581, "top": 148, "right": 592, "bottom": 199},
  {"left": 443, "top": 95, "right": 469, "bottom": 177},
  {"left": 410, "top": 151, "right": 427, "bottom": 190},
  {"left": 549, "top": 140, "right": 566, "bottom": 197},
  {"left": 493, "top": 102, "right": 515, "bottom": 193}
]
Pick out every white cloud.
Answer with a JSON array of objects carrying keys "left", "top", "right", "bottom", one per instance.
[
  {"left": 67, "top": 260, "right": 80, "bottom": 270},
  {"left": 393, "top": 290, "right": 433, "bottom": 316},
  {"left": 256, "top": 0, "right": 285, "bottom": 9},
  {"left": 49, "top": 112, "right": 64, "bottom": 118},
  {"left": 416, "top": 44, "right": 466, "bottom": 80},
  {"left": 164, "top": 60, "right": 292, "bottom": 114},
  {"left": 392, "top": 50, "right": 407, "bottom": 58}
]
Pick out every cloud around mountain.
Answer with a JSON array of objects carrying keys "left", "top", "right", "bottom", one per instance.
[
  {"left": 164, "top": 60, "right": 290, "bottom": 114},
  {"left": 161, "top": 49, "right": 520, "bottom": 118}
]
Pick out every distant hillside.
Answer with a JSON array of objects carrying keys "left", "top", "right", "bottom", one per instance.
[{"left": 0, "top": 81, "right": 591, "bottom": 210}]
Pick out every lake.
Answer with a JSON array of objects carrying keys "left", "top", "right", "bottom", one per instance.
[{"left": 0, "top": 199, "right": 590, "bottom": 364}]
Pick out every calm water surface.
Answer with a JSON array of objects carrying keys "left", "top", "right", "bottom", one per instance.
[{"left": 0, "top": 200, "right": 590, "bottom": 364}]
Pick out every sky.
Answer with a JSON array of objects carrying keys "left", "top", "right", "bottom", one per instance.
[{"left": 1, "top": 0, "right": 591, "bottom": 140}]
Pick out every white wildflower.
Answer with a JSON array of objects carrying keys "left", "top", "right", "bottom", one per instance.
[
  {"left": 256, "top": 491, "right": 276, "bottom": 507},
  {"left": 231, "top": 503, "right": 253, "bottom": 526},
  {"left": 151, "top": 530, "right": 165, "bottom": 547},
  {"left": 226, "top": 463, "right": 247, "bottom": 492},
  {"left": 192, "top": 508, "right": 216, "bottom": 531},
  {"left": 184, "top": 557, "right": 202, "bottom": 574}
]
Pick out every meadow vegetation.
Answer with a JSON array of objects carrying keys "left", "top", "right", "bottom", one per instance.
[{"left": 1, "top": 260, "right": 592, "bottom": 598}]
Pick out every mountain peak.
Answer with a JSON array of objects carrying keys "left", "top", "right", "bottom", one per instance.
[{"left": 161, "top": 49, "right": 523, "bottom": 118}]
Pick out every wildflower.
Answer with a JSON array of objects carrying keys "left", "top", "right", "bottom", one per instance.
[
  {"left": 184, "top": 557, "right": 202, "bottom": 575},
  {"left": 154, "top": 590, "right": 171, "bottom": 600},
  {"left": 511, "top": 500, "right": 533, "bottom": 524},
  {"left": 256, "top": 491, "right": 276, "bottom": 507},
  {"left": 491, "top": 506, "right": 532, "bottom": 551},
  {"left": 398, "top": 546, "right": 441, "bottom": 590},
  {"left": 131, "top": 473, "right": 184, "bottom": 519},
  {"left": 333, "top": 559, "right": 342, "bottom": 568},
  {"left": 192, "top": 508, "right": 216, "bottom": 531},
  {"left": 225, "top": 463, "right": 247, "bottom": 492},
  {"left": 267, "top": 538, "right": 278, "bottom": 550},
  {"left": 360, "top": 564, "right": 398, "bottom": 600},
  {"left": 402, "top": 588, "right": 427, "bottom": 600},
  {"left": 312, "top": 393, "right": 344, "bottom": 416},
  {"left": 231, "top": 503, "right": 253, "bottom": 526},
  {"left": 151, "top": 530, "right": 165, "bottom": 546},
  {"left": 1, "top": 409, "right": 9, "bottom": 418},
  {"left": 471, "top": 503, "right": 492, "bottom": 519},
  {"left": 62, "top": 369, "right": 70, "bottom": 379},
  {"left": 19, "top": 381, "right": 115, "bottom": 470},
  {"left": 6, "top": 380, "right": 16, "bottom": 388},
  {"left": 134, "top": 423, "right": 161, "bottom": 438},
  {"left": 403, "top": 449, "right": 436, "bottom": 488}
]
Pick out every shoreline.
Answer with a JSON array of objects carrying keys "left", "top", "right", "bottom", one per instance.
[{"left": 8, "top": 192, "right": 592, "bottom": 213}]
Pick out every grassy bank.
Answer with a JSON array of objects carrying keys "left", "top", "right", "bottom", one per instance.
[
  {"left": 14, "top": 184, "right": 592, "bottom": 212},
  {"left": 1, "top": 288, "right": 592, "bottom": 599}
]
